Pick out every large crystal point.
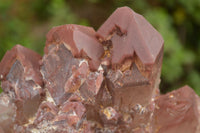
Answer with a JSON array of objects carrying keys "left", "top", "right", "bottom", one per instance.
[
  {"left": 96, "top": 7, "right": 164, "bottom": 130},
  {"left": 97, "top": 6, "right": 164, "bottom": 111}
]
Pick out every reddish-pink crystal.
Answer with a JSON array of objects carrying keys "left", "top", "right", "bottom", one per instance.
[
  {"left": 0, "top": 45, "right": 43, "bottom": 132},
  {"left": 153, "top": 86, "right": 200, "bottom": 133},
  {"left": 97, "top": 7, "right": 163, "bottom": 66},
  {"left": 45, "top": 24, "right": 104, "bottom": 71}
]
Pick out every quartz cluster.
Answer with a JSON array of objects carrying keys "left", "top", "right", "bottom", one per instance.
[{"left": 0, "top": 7, "right": 200, "bottom": 133}]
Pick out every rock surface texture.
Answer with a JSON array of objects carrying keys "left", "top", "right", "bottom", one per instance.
[{"left": 0, "top": 6, "right": 199, "bottom": 133}]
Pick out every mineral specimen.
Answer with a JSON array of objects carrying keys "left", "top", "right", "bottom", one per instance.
[{"left": 0, "top": 6, "right": 199, "bottom": 133}]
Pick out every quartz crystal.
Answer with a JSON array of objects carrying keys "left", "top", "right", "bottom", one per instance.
[
  {"left": 0, "top": 6, "right": 199, "bottom": 133},
  {"left": 0, "top": 45, "right": 43, "bottom": 132},
  {"left": 153, "top": 86, "right": 200, "bottom": 133}
]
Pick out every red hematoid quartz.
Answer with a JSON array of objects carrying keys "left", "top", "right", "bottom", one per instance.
[{"left": 0, "top": 6, "right": 200, "bottom": 133}]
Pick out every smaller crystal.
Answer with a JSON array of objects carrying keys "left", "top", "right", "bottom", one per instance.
[{"left": 153, "top": 86, "right": 200, "bottom": 133}]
